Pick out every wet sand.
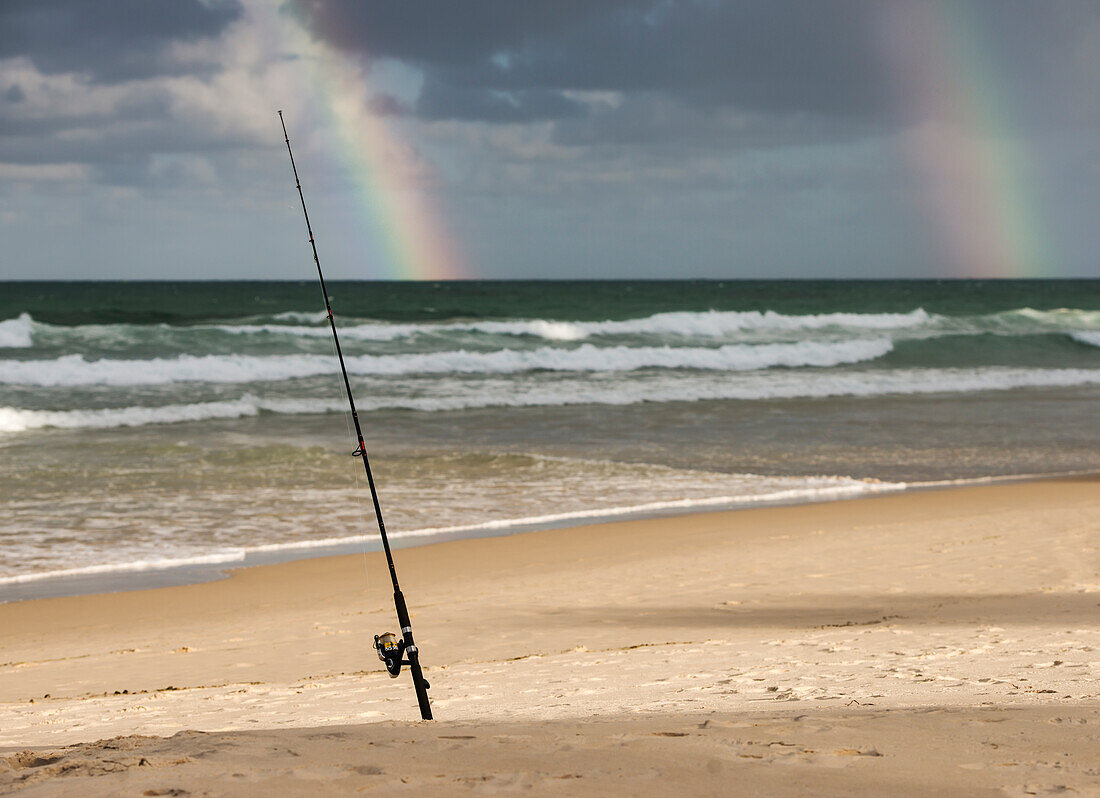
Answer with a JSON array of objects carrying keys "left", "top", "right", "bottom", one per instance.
[{"left": 2, "top": 477, "right": 1098, "bottom": 795}]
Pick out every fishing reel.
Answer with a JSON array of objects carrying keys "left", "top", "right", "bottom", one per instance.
[
  {"left": 374, "top": 632, "right": 405, "bottom": 677},
  {"left": 374, "top": 632, "right": 429, "bottom": 688}
]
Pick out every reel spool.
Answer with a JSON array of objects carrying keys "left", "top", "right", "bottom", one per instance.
[{"left": 374, "top": 632, "right": 405, "bottom": 677}]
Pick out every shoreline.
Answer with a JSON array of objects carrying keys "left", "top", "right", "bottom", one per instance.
[
  {"left": 2, "top": 469, "right": 1093, "bottom": 604},
  {"left": 2, "top": 476, "right": 1096, "bottom": 705},
  {"left": 2, "top": 475, "right": 1097, "bottom": 793}
]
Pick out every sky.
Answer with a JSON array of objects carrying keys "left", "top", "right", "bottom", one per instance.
[{"left": 1, "top": 0, "right": 1099, "bottom": 280}]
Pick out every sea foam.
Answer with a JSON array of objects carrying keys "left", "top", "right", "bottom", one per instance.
[
  {"left": 8, "top": 306, "right": 1100, "bottom": 351},
  {"left": 3, "top": 366, "right": 1098, "bottom": 432},
  {"left": 0, "top": 398, "right": 267, "bottom": 433},
  {"left": 0, "top": 475, "right": 905, "bottom": 587},
  {"left": 210, "top": 309, "right": 932, "bottom": 342},
  {"left": 0, "top": 313, "right": 34, "bottom": 348},
  {"left": 0, "top": 550, "right": 248, "bottom": 585},
  {"left": 0, "top": 338, "right": 894, "bottom": 386}
]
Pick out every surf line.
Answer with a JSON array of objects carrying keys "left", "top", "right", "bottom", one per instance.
[{"left": 278, "top": 111, "right": 433, "bottom": 721}]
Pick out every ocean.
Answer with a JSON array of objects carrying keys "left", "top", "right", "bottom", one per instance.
[{"left": 1, "top": 279, "right": 1098, "bottom": 598}]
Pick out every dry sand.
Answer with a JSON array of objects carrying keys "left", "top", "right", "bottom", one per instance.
[{"left": 1, "top": 477, "right": 1098, "bottom": 796}]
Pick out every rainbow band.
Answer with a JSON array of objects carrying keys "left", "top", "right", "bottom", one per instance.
[
  {"left": 880, "top": 2, "right": 1053, "bottom": 277},
  {"left": 260, "top": 1, "right": 464, "bottom": 280}
]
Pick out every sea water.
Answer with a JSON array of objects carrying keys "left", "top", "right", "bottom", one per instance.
[{"left": 1, "top": 279, "right": 1097, "bottom": 595}]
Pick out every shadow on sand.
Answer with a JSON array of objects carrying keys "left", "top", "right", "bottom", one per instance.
[{"left": 562, "top": 591, "right": 1100, "bottom": 630}]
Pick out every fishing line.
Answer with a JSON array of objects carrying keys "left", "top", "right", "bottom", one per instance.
[{"left": 326, "top": 321, "right": 371, "bottom": 595}]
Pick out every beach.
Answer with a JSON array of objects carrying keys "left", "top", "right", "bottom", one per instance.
[
  {"left": 3, "top": 476, "right": 1098, "bottom": 795},
  {"left": 5, "top": 0, "right": 1100, "bottom": 789}
]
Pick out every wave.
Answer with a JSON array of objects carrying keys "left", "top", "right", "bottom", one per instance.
[
  {"left": 9, "top": 306, "right": 1099, "bottom": 349},
  {"left": 202, "top": 307, "right": 1100, "bottom": 345},
  {"left": 405, "top": 312, "right": 928, "bottom": 341},
  {"left": 4, "top": 367, "right": 1097, "bottom": 432},
  {"left": 0, "top": 397, "right": 270, "bottom": 432},
  {"left": 213, "top": 318, "right": 592, "bottom": 342},
  {"left": 0, "top": 475, "right": 905, "bottom": 586},
  {"left": 0, "top": 339, "right": 893, "bottom": 386},
  {"left": 1071, "top": 331, "right": 1100, "bottom": 347},
  {"left": 266, "top": 310, "right": 329, "bottom": 324},
  {"left": 569, "top": 308, "right": 933, "bottom": 337},
  {"left": 0, "top": 550, "right": 248, "bottom": 585},
  {"left": 212, "top": 321, "right": 421, "bottom": 341},
  {"left": 0, "top": 313, "right": 33, "bottom": 348},
  {"left": 1010, "top": 307, "right": 1100, "bottom": 328},
  {"left": 360, "top": 306, "right": 1100, "bottom": 344},
  {"left": 434, "top": 318, "right": 592, "bottom": 340},
  {"left": 5, "top": 308, "right": 934, "bottom": 345}
]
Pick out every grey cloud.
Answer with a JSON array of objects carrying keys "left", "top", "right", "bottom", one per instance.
[
  {"left": 368, "top": 93, "right": 409, "bottom": 117},
  {"left": 0, "top": 87, "right": 174, "bottom": 156},
  {"left": 297, "top": 0, "right": 1100, "bottom": 136},
  {"left": 550, "top": 93, "right": 885, "bottom": 153},
  {"left": 0, "top": 0, "right": 242, "bottom": 83},
  {"left": 296, "top": 0, "right": 890, "bottom": 122},
  {"left": 416, "top": 81, "right": 586, "bottom": 123},
  {"left": 0, "top": 91, "right": 254, "bottom": 186},
  {"left": 0, "top": 120, "right": 254, "bottom": 166},
  {"left": 290, "top": 0, "right": 642, "bottom": 69}
]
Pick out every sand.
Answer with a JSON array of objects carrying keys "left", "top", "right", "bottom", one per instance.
[{"left": 1, "top": 476, "right": 1098, "bottom": 796}]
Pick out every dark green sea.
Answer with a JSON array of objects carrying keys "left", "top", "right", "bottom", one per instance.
[{"left": 1, "top": 279, "right": 1098, "bottom": 597}]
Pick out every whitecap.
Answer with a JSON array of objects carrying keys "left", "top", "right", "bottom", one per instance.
[
  {"left": 0, "top": 338, "right": 894, "bottom": 386},
  {"left": 0, "top": 313, "right": 34, "bottom": 348}
]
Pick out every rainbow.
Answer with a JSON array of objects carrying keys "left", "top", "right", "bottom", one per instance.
[
  {"left": 876, "top": 3, "right": 1053, "bottom": 278},
  {"left": 256, "top": 1, "right": 464, "bottom": 280}
]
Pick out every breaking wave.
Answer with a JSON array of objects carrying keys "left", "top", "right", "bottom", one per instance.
[
  {"left": 243, "top": 306, "right": 1100, "bottom": 340},
  {"left": 3, "top": 367, "right": 1097, "bottom": 432},
  {"left": 0, "top": 398, "right": 274, "bottom": 432},
  {"left": 7, "top": 306, "right": 1099, "bottom": 349},
  {"left": 0, "top": 313, "right": 33, "bottom": 348},
  {"left": 0, "top": 338, "right": 893, "bottom": 386}
]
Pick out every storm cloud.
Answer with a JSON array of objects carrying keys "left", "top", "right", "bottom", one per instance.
[
  {"left": 294, "top": 0, "right": 1098, "bottom": 132},
  {"left": 0, "top": 0, "right": 1097, "bottom": 278},
  {"left": 0, "top": 0, "right": 242, "bottom": 83},
  {"left": 295, "top": 1, "right": 892, "bottom": 129}
]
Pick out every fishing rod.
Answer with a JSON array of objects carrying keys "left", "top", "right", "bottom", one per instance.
[{"left": 278, "top": 110, "right": 433, "bottom": 721}]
